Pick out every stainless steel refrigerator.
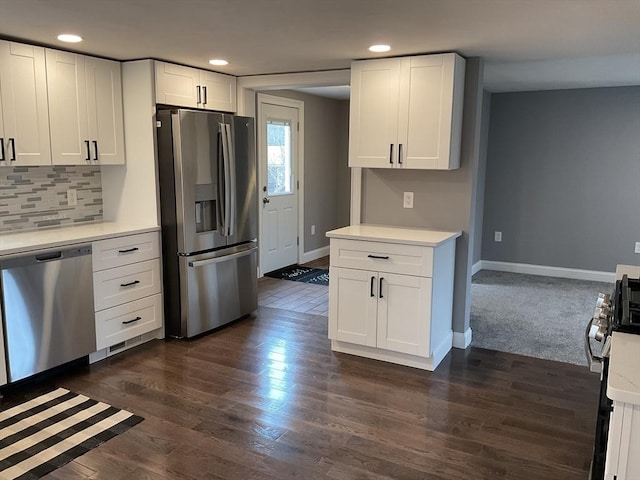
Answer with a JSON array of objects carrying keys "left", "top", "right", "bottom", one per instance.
[{"left": 156, "top": 108, "right": 258, "bottom": 338}]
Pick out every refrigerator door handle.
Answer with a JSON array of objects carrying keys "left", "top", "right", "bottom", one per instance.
[
  {"left": 224, "top": 123, "right": 237, "bottom": 237},
  {"left": 216, "top": 128, "right": 226, "bottom": 235},
  {"left": 188, "top": 246, "right": 257, "bottom": 268},
  {"left": 220, "top": 123, "right": 233, "bottom": 236}
]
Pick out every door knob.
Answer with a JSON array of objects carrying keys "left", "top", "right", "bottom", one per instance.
[{"left": 262, "top": 197, "right": 270, "bottom": 205}]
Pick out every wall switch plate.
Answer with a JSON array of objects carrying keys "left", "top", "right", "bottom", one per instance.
[
  {"left": 311, "top": 225, "right": 316, "bottom": 235},
  {"left": 635, "top": 242, "right": 640, "bottom": 254},
  {"left": 494, "top": 231, "right": 502, "bottom": 242},
  {"left": 67, "top": 189, "right": 77, "bottom": 206},
  {"left": 403, "top": 191, "right": 414, "bottom": 209}
]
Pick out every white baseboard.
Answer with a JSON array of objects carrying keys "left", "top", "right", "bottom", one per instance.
[
  {"left": 452, "top": 328, "right": 472, "bottom": 349},
  {"left": 300, "top": 245, "right": 330, "bottom": 264},
  {"left": 471, "top": 261, "right": 482, "bottom": 276},
  {"left": 476, "top": 260, "right": 615, "bottom": 283}
]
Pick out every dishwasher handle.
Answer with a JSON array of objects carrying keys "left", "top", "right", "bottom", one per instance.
[{"left": 36, "top": 251, "right": 63, "bottom": 262}]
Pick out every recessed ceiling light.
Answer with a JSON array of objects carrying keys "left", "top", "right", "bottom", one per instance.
[
  {"left": 209, "top": 59, "right": 229, "bottom": 66},
  {"left": 57, "top": 34, "right": 83, "bottom": 43},
  {"left": 369, "top": 44, "right": 391, "bottom": 53}
]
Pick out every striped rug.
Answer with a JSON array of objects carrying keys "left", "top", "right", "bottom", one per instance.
[{"left": 0, "top": 387, "right": 143, "bottom": 480}]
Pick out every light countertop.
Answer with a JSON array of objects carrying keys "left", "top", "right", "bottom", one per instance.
[
  {"left": 0, "top": 222, "right": 160, "bottom": 257},
  {"left": 608, "top": 332, "right": 640, "bottom": 405},
  {"left": 326, "top": 224, "right": 461, "bottom": 247}
]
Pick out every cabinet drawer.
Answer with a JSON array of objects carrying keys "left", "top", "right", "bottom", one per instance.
[
  {"left": 330, "top": 239, "right": 433, "bottom": 277},
  {"left": 93, "top": 259, "right": 161, "bottom": 311},
  {"left": 93, "top": 232, "right": 160, "bottom": 271},
  {"left": 95, "top": 294, "right": 163, "bottom": 350}
]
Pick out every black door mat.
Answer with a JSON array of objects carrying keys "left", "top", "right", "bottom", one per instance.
[{"left": 265, "top": 264, "right": 329, "bottom": 286}]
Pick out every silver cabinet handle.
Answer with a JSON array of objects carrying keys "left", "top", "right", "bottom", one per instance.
[
  {"left": 188, "top": 247, "right": 257, "bottom": 268},
  {"left": 203, "top": 85, "right": 207, "bottom": 105}
]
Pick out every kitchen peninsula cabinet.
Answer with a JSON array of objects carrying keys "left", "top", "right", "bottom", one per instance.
[
  {"left": 0, "top": 41, "right": 52, "bottom": 166},
  {"left": 155, "top": 61, "right": 236, "bottom": 112},
  {"left": 46, "top": 50, "right": 125, "bottom": 165},
  {"left": 349, "top": 53, "right": 465, "bottom": 170},
  {"left": 327, "top": 225, "right": 460, "bottom": 371},
  {"left": 605, "top": 333, "right": 640, "bottom": 480}
]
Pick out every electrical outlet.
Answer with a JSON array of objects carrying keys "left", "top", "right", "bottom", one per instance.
[
  {"left": 311, "top": 225, "right": 316, "bottom": 235},
  {"left": 403, "top": 191, "right": 414, "bottom": 209},
  {"left": 67, "top": 189, "right": 78, "bottom": 206},
  {"left": 494, "top": 231, "right": 502, "bottom": 242},
  {"left": 635, "top": 242, "right": 640, "bottom": 254}
]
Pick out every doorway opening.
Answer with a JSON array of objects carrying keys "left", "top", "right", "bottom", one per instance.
[{"left": 257, "top": 94, "right": 303, "bottom": 275}]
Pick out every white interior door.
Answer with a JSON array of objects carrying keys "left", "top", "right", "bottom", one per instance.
[{"left": 258, "top": 99, "right": 299, "bottom": 274}]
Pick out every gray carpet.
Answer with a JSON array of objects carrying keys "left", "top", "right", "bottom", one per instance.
[{"left": 471, "top": 270, "right": 613, "bottom": 365}]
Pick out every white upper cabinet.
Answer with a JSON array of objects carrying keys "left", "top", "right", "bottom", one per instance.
[
  {"left": 349, "top": 53, "right": 465, "bottom": 170},
  {"left": 86, "top": 57, "right": 125, "bottom": 165},
  {"left": 0, "top": 41, "right": 52, "bottom": 166},
  {"left": 155, "top": 61, "right": 236, "bottom": 112},
  {"left": 46, "top": 50, "right": 125, "bottom": 165}
]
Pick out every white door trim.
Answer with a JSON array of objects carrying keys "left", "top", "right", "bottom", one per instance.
[{"left": 257, "top": 93, "right": 305, "bottom": 276}]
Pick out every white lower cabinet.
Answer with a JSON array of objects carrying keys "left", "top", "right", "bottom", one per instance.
[
  {"left": 327, "top": 226, "right": 459, "bottom": 371},
  {"left": 605, "top": 400, "right": 640, "bottom": 479},
  {"left": 91, "top": 231, "right": 164, "bottom": 360},
  {"left": 95, "top": 294, "right": 163, "bottom": 350},
  {"left": 329, "top": 268, "right": 432, "bottom": 356}
]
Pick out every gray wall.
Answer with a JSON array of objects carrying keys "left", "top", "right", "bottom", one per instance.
[
  {"left": 471, "top": 91, "right": 492, "bottom": 265},
  {"left": 266, "top": 90, "right": 350, "bottom": 253},
  {"left": 481, "top": 86, "right": 640, "bottom": 272},
  {"left": 361, "top": 58, "right": 485, "bottom": 335}
]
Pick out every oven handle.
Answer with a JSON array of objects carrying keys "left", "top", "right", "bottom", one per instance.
[{"left": 585, "top": 317, "right": 603, "bottom": 374}]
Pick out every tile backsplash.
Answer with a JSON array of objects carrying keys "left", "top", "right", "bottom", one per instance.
[{"left": 0, "top": 166, "right": 103, "bottom": 233}]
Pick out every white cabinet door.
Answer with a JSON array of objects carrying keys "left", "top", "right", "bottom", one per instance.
[
  {"left": 46, "top": 49, "right": 90, "bottom": 165},
  {"left": 48, "top": 51, "right": 125, "bottom": 165},
  {"left": 329, "top": 267, "right": 378, "bottom": 347},
  {"left": 86, "top": 57, "right": 125, "bottom": 164},
  {"left": 155, "top": 61, "right": 237, "bottom": 112},
  {"left": 0, "top": 41, "right": 51, "bottom": 166},
  {"left": 200, "top": 70, "right": 236, "bottom": 112},
  {"left": 377, "top": 273, "right": 432, "bottom": 356},
  {"left": 348, "top": 58, "right": 401, "bottom": 168},
  {"left": 348, "top": 53, "right": 464, "bottom": 170},
  {"left": 398, "top": 55, "right": 464, "bottom": 170},
  {"left": 155, "top": 62, "right": 199, "bottom": 107}
]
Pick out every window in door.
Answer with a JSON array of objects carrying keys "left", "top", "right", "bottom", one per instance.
[{"left": 267, "top": 120, "right": 293, "bottom": 196}]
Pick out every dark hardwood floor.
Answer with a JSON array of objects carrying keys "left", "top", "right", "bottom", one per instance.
[{"left": 3, "top": 271, "right": 599, "bottom": 480}]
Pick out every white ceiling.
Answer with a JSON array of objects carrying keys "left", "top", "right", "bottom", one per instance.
[{"left": 0, "top": 0, "right": 639, "bottom": 93}]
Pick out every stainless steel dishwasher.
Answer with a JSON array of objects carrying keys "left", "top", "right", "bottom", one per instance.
[{"left": 0, "top": 244, "right": 96, "bottom": 383}]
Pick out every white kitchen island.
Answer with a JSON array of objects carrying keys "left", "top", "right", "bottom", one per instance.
[
  {"left": 605, "top": 332, "right": 640, "bottom": 480},
  {"left": 326, "top": 224, "right": 460, "bottom": 371}
]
